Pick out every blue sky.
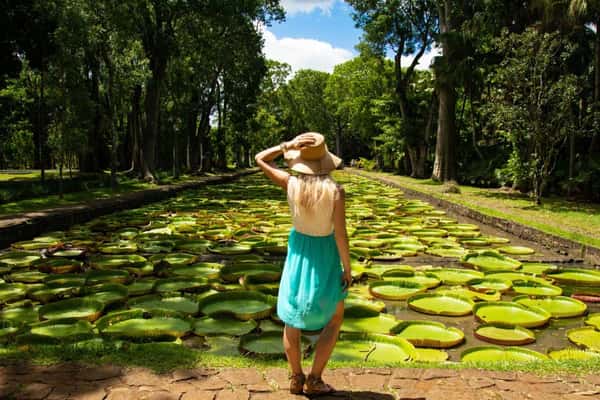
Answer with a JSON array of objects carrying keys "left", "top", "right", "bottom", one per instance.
[{"left": 263, "top": 0, "right": 438, "bottom": 75}]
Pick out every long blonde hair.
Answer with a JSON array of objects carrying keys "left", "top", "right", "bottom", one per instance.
[{"left": 292, "top": 174, "right": 338, "bottom": 216}]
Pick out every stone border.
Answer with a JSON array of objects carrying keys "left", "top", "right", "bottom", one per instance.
[
  {"left": 0, "top": 169, "right": 258, "bottom": 250},
  {"left": 348, "top": 169, "right": 600, "bottom": 266}
]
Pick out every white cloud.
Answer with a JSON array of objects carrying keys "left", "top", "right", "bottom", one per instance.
[
  {"left": 401, "top": 46, "right": 442, "bottom": 70},
  {"left": 262, "top": 27, "right": 354, "bottom": 75},
  {"left": 281, "top": 0, "right": 338, "bottom": 15}
]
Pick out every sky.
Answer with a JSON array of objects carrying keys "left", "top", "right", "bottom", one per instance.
[{"left": 263, "top": 0, "right": 439, "bottom": 76}]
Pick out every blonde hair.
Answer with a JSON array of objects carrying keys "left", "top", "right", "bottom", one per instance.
[{"left": 292, "top": 174, "right": 338, "bottom": 216}]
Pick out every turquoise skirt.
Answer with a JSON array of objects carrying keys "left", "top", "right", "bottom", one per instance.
[{"left": 277, "top": 228, "right": 348, "bottom": 331}]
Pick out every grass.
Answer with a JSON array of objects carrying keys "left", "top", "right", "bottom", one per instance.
[
  {"left": 1, "top": 341, "right": 599, "bottom": 376},
  {"left": 354, "top": 170, "right": 600, "bottom": 249}
]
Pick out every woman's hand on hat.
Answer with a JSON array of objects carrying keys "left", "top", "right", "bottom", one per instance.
[{"left": 289, "top": 134, "right": 316, "bottom": 150}]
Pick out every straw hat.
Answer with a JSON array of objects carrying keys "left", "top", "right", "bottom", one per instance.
[{"left": 283, "top": 132, "right": 342, "bottom": 175}]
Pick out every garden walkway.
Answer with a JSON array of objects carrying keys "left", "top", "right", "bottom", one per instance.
[{"left": 1, "top": 363, "right": 599, "bottom": 400}]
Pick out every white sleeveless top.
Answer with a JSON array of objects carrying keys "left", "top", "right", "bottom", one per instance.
[{"left": 287, "top": 176, "right": 336, "bottom": 236}]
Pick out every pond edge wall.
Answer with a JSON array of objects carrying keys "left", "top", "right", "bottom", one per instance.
[
  {"left": 348, "top": 169, "right": 600, "bottom": 267},
  {"left": 0, "top": 169, "right": 259, "bottom": 250}
]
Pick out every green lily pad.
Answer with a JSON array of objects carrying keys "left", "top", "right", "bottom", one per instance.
[
  {"left": 513, "top": 295, "right": 587, "bottom": 318},
  {"left": 82, "top": 283, "right": 129, "bottom": 306},
  {"left": 0, "top": 251, "right": 41, "bottom": 268},
  {"left": 150, "top": 252, "right": 197, "bottom": 266},
  {"left": 129, "top": 295, "right": 199, "bottom": 316},
  {"left": 461, "top": 251, "right": 521, "bottom": 272},
  {"left": 548, "top": 348, "right": 600, "bottom": 360},
  {"left": 36, "top": 258, "right": 83, "bottom": 274},
  {"left": 391, "top": 320, "right": 464, "bottom": 348},
  {"left": 382, "top": 271, "right": 441, "bottom": 289},
  {"left": 89, "top": 254, "right": 147, "bottom": 270},
  {"left": 519, "top": 263, "right": 557, "bottom": 275},
  {"left": 208, "top": 244, "right": 252, "bottom": 255},
  {"left": 6, "top": 270, "right": 48, "bottom": 283},
  {"left": 0, "top": 283, "right": 28, "bottom": 303},
  {"left": 427, "top": 268, "right": 484, "bottom": 286},
  {"left": 413, "top": 348, "right": 449, "bottom": 362},
  {"left": 219, "top": 263, "right": 282, "bottom": 283},
  {"left": 153, "top": 277, "right": 210, "bottom": 293},
  {"left": 496, "top": 246, "right": 535, "bottom": 255},
  {"left": 98, "top": 241, "right": 138, "bottom": 254},
  {"left": 239, "top": 331, "right": 310, "bottom": 359},
  {"left": 461, "top": 346, "right": 548, "bottom": 362},
  {"left": 407, "top": 293, "right": 474, "bottom": 316},
  {"left": 545, "top": 269, "right": 600, "bottom": 287},
  {"left": 425, "top": 247, "right": 468, "bottom": 258},
  {"left": 368, "top": 280, "right": 427, "bottom": 301},
  {"left": 39, "top": 298, "right": 104, "bottom": 322},
  {"left": 126, "top": 280, "right": 157, "bottom": 296},
  {"left": 467, "top": 278, "right": 512, "bottom": 293},
  {"left": 171, "top": 263, "right": 222, "bottom": 280},
  {"left": 512, "top": 280, "right": 562, "bottom": 296},
  {"left": 484, "top": 272, "right": 550, "bottom": 285},
  {"left": 433, "top": 287, "right": 502, "bottom": 302},
  {"left": 585, "top": 313, "right": 600, "bottom": 329},
  {"left": 341, "top": 313, "right": 399, "bottom": 334},
  {"left": 86, "top": 270, "right": 130, "bottom": 285},
  {"left": 101, "top": 317, "right": 192, "bottom": 341},
  {"left": 344, "top": 296, "right": 386, "bottom": 318},
  {"left": 473, "top": 301, "right": 551, "bottom": 328},
  {"left": 0, "top": 303, "right": 40, "bottom": 325},
  {"left": 331, "top": 333, "right": 415, "bottom": 363},
  {"left": 194, "top": 316, "right": 258, "bottom": 336},
  {"left": 18, "top": 320, "right": 96, "bottom": 344},
  {"left": 567, "top": 327, "right": 600, "bottom": 351},
  {"left": 175, "top": 239, "right": 213, "bottom": 254},
  {"left": 198, "top": 290, "right": 276, "bottom": 320},
  {"left": 474, "top": 324, "right": 536, "bottom": 345}
]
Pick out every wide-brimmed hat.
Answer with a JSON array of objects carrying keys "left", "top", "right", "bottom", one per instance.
[{"left": 283, "top": 132, "right": 342, "bottom": 175}]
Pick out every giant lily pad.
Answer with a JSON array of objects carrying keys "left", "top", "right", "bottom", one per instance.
[
  {"left": 0, "top": 303, "right": 40, "bottom": 325},
  {"left": 513, "top": 295, "right": 587, "bottom": 318},
  {"left": 194, "top": 316, "right": 257, "bottom": 336},
  {"left": 391, "top": 320, "right": 464, "bottom": 348},
  {"left": 0, "top": 283, "right": 28, "bottom": 303},
  {"left": 548, "top": 348, "right": 600, "bottom": 360},
  {"left": 427, "top": 268, "right": 484, "bottom": 285},
  {"left": 473, "top": 301, "right": 551, "bottom": 328},
  {"left": 153, "top": 277, "right": 209, "bottom": 293},
  {"left": 7, "top": 271, "right": 48, "bottom": 283},
  {"left": 497, "top": 246, "right": 535, "bottom": 255},
  {"left": 474, "top": 324, "right": 536, "bottom": 345},
  {"left": 331, "top": 333, "right": 415, "bottom": 363},
  {"left": 171, "top": 263, "right": 222, "bottom": 280},
  {"left": 461, "top": 251, "right": 521, "bottom": 272},
  {"left": 484, "top": 272, "right": 550, "bottom": 285},
  {"left": 0, "top": 251, "right": 41, "bottom": 269},
  {"left": 567, "top": 327, "right": 600, "bottom": 351},
  {"left": 545, "top": 269, "right": 600, "bottom": 287},
  {"left": 198, "top": 290, "right": 276, "bottom": 320},
  {"left": 37, "top": 258, "right": 83, "bottom": 274},
  {"left": 368, "top": 280, "right": 427, "bottom": 300},
  {"left": 425, "top": 247, "right": 468, "bottom": 258},
  {"left": 461, "top": 346, "right": 548, "bottom": 362},
  {"left": 407, "top": 293, "right": 474, "bottom": 316},
  {"left": 39, "top": 298, "right": 104, "bottom": 322},
  {"left": 129, "top": 294, "right": 199, "bottom": 316},
  {"left": 86, "top": 270, "right": 130, "bottom": 285},
  {"left": 519, "top": 263, "right": 557, "bottom": 275},
  {"left": 341, "top": 313, "right": 399, "bottom": 334},
  {"left": 101, "top": 317, "right": 192, "bottom": 341},
  {"left": 18, "top": 320, "right": 96, "bottom": 344},
  {"left": 89, "top": 254, "right": 147, "bottom": 270},
  {"left": 219, "top": 263, "right": 282, "bottom": 283},
  {"left": 585, "top": 313, "right": 600, "bottom": 329},
  {"left": 344, "top": 296, "right": 386, "bottom": 318},
  {"left": 467, "top": 278, "right": 512, "bottom": 293},
  {"left": 382, "top": 271, "right": 441, "bottom": 289},
  {"left": 208, "top": 244, "right": 252, "bottom": 255},
  {"left": 512, "top": 280, "right": 562, "bottom": 296},
  {"left": 239, "top": 331, "right": 309, "bottom": 359},
  {"left": 433, "top": 287, "right": 501, "bottom": 302}
]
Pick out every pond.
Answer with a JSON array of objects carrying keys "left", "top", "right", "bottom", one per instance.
[{"left": 0, "top": 172, "right": 599, "bottom": 364}]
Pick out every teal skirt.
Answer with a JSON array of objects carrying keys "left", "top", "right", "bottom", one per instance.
[{"left": 277, "top": 228, "right": 348, "bottom": 331}]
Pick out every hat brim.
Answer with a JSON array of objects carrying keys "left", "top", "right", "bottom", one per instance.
[{"left": 284, "top": 150, "right": 343, "bottom": 175}]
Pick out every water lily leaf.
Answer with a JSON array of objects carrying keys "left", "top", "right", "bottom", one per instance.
[
  {"left": 461, "top": 346, "right": 548, "bottom": 362},
  {"left": 391, "top": 320, "right": 465, "bottom": 348},
  {"left": 473, "top": 301, "right": 551, "bottom": 328}
]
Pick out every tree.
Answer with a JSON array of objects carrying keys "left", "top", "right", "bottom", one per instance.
[{"left": 347, "top": 0, "right": 436, "bottom": 177}]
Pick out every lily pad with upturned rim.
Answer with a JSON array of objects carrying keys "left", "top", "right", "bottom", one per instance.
[
  {"left": 519, "top": 263, "right": 558, "bottom": 275},
  {"left": 407, "top": 293, "right": 475, "bottom": 316},
  {"left": 461, "top": 251, "right": 521, "bottom": 272},
  {"left": 413, "top": 348, "right": 449, "bottom": 362},
  {"left": 511, "top": 280, "right": 562, "bottom": 296},
  {"left": 496, "top": 246, "right": 535, "bottom": 255},
  {"left": 208, "top": 244, "right": 252, "bottom": 255},
  {"left": 39, "top": 298, "right": 104, "bottom": 322},
  {"left": 391, "top": 320, "right": 464, "bottom": 348},
  {"left": 341, "top": 313, "right": 399, "bottom": 334},
  {"left": 101, "top": 317, "right": 192, "bottom": 342},
  {"left": 585, "top": 313, "right": 600, "bottom": 329},
  {"left": 0, "top": 251, "right": 41, "bottom": 269},
  {"left": 427, "top": 268, "right": 484, "bottom": 286},
  {"left": 368, "top": 280, "right": 427, "bottom": 301},
  {"left": 198, "top": 290, "right": 276, "bottom": 320},
  {"left": 331, "top": 332, "right": 416, "bottom": 363},
  {"left": 473, "top": 301, "right": 551, "bottom": 328},
  {"left": 513, "top": 295, "right": 587, "bottom": 318},
  {"left": 193, "top": 316, "right": 258, "bottom": 336},
  {"left": 467, "top": 278, "right": 512, "bottom": 293},
  {"left": 473, "top": 324, "right": 536, "bottom": 345},
  {"left": 18, "top": 320, "right": 96, "bottom": 344},
  {"left": 548, "top": 348, "right": 600, "bottom": 360},
  {"left": 461, "top": 346, "right": 548, "bottom": 362},
  {"left": 239, "top": 331, "right": 310, "bottom": 359},
  {"left": 566, "top": 327, "right": 600, "bottom": 351},
  {"left": 544, "top": 269, "right": 600, "bottom": 287}
]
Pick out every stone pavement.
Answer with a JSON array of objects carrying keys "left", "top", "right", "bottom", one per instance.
[{"left": 1, "top": 363, "right": 599, "bottom": 400}]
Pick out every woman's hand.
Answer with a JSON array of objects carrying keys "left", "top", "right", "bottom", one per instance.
[
  {"left": 342, "top": 268, "right": 352, "bottom": 291},
  {"left": 286, "top": 133, "right": 316, "bottom": 150}
]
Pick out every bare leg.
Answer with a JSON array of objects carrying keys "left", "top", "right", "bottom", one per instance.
[
  {"left": 310, "top": 300, "right": 344, "bottom": 378},
  {"left": 283, "top": 325, "right": 303, "bottom": 375}
]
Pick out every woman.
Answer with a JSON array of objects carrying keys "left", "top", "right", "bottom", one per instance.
[{"left": 255, "top": 132, "right": 352, "bottom": 395}]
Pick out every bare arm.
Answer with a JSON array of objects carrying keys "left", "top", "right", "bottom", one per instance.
[
  {"left": 254, "top": 135, "right": 316, "bottom": 189},
  {"left": 254, "top": 145, "right": 290, "bottom": 189},
  {"left": 333, "top": 186, "right": 352, "bottom": 289}
]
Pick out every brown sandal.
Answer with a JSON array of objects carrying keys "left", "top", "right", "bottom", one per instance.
[
  {"left": 289, "top": 372, "right": 306, "bottom": 394},
  {"left": 304, "top": 374, "right": 335, "bottom": 396}
]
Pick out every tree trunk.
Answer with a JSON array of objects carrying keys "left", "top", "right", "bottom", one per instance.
[
  {"left": 128, "top": 85, "right": 143, "bottom": 174},
  {"left": 431, "top": 2, "right": 458, "bottom": 182},
  {"left": 142, "top": 74, "right": 162, "bottom": 182},
  {"left": 407, "top": 143, "right": 427, "bottom": 178}
]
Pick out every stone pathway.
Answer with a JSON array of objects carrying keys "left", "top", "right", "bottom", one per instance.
[{"left": 1, "top": 364, "right": 599, "bottom": 400}]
